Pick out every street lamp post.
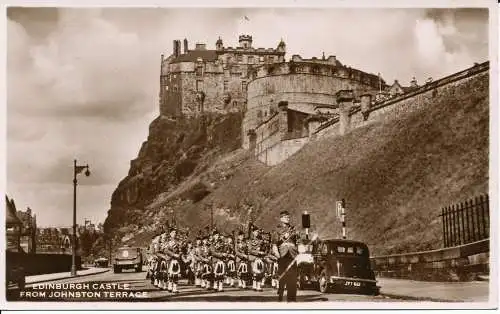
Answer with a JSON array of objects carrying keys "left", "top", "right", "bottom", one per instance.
[{"left": 72, "top": 159, "right": 90, "bottom": 277}]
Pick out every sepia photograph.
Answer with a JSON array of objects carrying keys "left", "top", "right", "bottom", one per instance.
[{"left": 2, "top": 0, "right": 497, "bottom": 310}]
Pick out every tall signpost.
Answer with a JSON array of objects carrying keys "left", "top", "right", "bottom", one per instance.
[{"left": 336, "top": 199, "right": 346, "bottom": 239}]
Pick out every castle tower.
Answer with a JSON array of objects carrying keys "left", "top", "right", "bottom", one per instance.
[
  {"left": 336, "top": 90, "right": 354, "bottom": 135},
  {"left": 216, "top": 37, "right": 224, "bottom": 50},
  {"left": 173, "top": 40, "right": 181, "bottom": 57},
  {"left": 239, "top": 35, "right": 253, "bottom": 49},
  {"left": 183, "top": 38, "right": 189, "bottom": 54}
]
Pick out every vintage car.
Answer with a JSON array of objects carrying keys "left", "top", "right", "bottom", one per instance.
[
  {"left": 94, "top": 257, "right": 109, "bottom": 268},
  {"left": 113, "top": 246, "right": 143, "bottom": 273},
  {"left": 311, "top": 239, "right": 380, "bottom": 295}
]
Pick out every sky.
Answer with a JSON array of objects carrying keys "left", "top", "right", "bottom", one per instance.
[{"left": 6, "top": 6, "right": 490, "bottom": 227}]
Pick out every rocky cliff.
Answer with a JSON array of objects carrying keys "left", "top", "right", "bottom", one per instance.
[{"left": 103, "top": 112, "right": 246, "bottom": 237}]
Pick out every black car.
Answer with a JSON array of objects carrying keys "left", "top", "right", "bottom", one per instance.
[{"left": 310, "top": 239, "right": 380, "bottom": 295}]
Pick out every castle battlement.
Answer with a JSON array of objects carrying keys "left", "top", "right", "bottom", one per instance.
[{"left": 248, "top": 60, "right": 384, "bottom": 91}]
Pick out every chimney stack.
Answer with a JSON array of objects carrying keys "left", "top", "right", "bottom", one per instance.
[
  {"left": 173, "top": 40, "right": 181, "bottom": 57},
  {"left": 183, "top": 38, "right": 188, "bottom": 54}
]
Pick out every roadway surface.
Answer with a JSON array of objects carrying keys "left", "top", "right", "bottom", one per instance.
[{"left": 7, "top": 266, "right": 405, "bottom": 302}]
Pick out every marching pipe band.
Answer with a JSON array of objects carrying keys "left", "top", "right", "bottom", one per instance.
[{"left": 148, "top": 225, "right": 280, "bottom": 293}]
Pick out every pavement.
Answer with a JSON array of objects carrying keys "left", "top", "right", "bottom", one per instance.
[
  {"left": 377, "top": 277, "right": 490, "bottom": 302},
  {"left": 26, "top": 267, "right": 110, "bottom": 285},
  {"left": 21, "top": 268, "right": 490, "bottom": 303}
]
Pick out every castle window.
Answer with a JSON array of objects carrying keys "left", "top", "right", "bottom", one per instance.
[
  {"left": 223, "top": 80, "right": 228, "bottom": 92},
  {"left": 248, "top": 56, "right": 254, "bottom": 64},
  {"left": 196, "top": 80, "right": 204, "bottom": 91}
]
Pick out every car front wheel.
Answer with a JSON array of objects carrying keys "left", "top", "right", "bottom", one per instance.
[{"left": 318, "top": 271, "right": 329, "bottom": 293}]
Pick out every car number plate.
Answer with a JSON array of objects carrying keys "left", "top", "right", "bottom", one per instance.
[{"left": 344, "top": 281, "right": 361, "bottom": 287}]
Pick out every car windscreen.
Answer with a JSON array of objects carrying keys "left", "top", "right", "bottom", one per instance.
[
  {"left": 116, "top": 248, "right": 138, "bottom": 259},
  {"left": 317, "top": 242, "right": 369, "bottom": 257},
  {"left": 333, "top": 245, "right": 367, "bottom": 256}
]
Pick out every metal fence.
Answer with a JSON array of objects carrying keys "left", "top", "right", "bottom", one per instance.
[{"left": 439, "top": 194, "right": 489, "bottom": 248}]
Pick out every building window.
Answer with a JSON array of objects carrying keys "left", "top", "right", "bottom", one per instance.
[
  {"left": 241, "top": 81, "right": 247, "bottom": 92},
  {"left": 248, "top": 56, "right": 254, "bottom": 64},
  {"left": 196, "top": 80, "right": 204, "bottom": 91},
  {"left": 173, "top": 74, "right": 177, "bottom": 79},
  {"left": 259, "top": 56, "right": 264, "bottom": 62},
  {"left": 224, "top": 69, "right": 230, "bottom": 77},
  {"left": 173, "top": 85, "right": 178, "bottom": 92},
  {"left": 223, "top": 80, "right": 228, "bottom": 92},
  {"left": 165, "top": 85, "right": 169, "bottom": 91},
  {"left": 237, "top": 55, "right": 243, "bottom": 63}
]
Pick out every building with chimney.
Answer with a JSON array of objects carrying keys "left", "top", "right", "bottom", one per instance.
[{"left": 160, "top": 35, "right": 286, "bottom": 117}]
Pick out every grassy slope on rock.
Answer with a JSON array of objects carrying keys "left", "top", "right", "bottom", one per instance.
[{"left": 182, "top": 74, "right": 488, "bottom": 255}]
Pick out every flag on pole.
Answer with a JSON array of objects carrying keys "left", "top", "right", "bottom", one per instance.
[{"left": 244, "top": 15, "right": 250, "bottom": 21}]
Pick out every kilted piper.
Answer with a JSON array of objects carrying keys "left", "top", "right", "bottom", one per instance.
[{"left": 272, "top": 210, "right": 300, "bottom": 302}]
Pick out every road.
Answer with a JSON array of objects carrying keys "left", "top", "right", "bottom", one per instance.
[{"left": 7, "top": 266, "right": 405, "bottom": 302}]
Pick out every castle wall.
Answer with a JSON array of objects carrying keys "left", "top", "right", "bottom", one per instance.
[
  {"left": 257, "top": 137, "right": 309, "bottom": 166},
  {"left": 251, "top": 61, "right": 488, "bottom": 166},
  {"left": 243, "top": 62, "right": 378, "bottom": 149},
  {"left": 312, "top": 62, "right": 489, "bottom": 142}
]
